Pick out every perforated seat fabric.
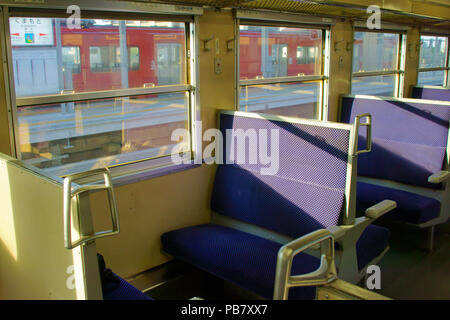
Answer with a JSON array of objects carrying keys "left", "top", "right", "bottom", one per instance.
[
  {"left": 162, "top": 224, "right": 319, "bottom": 300},
  {"left": 102, "top": 273, "right": 152, "bottom": 300},
  {"left": 412, "top": 87, "right": 450, "bottom": 102},
  {"left": 214, "top": 113, "right": 350, "bottom": 238},
  {"left": 211, "top": 164, "right": 345, "bottom": 239},
  {"left": 357, "top": 136, "right": 446, "bottom": 189},
  {"left": 356, "top": 182, "right": 440, "bottom": 224},
  {"left": 356, "top": 224, "right": 390, "bottom": 271},
  {"left": 341, "top": 97, "right": 450, "bottom": 189}
]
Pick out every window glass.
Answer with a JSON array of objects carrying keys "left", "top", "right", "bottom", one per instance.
[
  {"left": 129, "top": 46, "right": 140, "bottom": 71},
  {"left": 62, "top": 46, "right": 81, "bottom": 74},
  {"left": 90, "top": 46, "right": 120, "bottom": 72},
  {"left": 10, "top": 17, "right": 186, "bottom": 97},
  {"left": 16, "top": 92, "right": 190, "bottom": 176},
  {"left": 9, "top": 16, "right": 192, "bottom": 177},
  {"left": 240, "top": 25, "right": 322, "bottom": 80},
  {"left": 417, "top": 70, "right": 445, "bottom": 87},
  {"left": 239, "top": 82, "right": 320, "bottom": 119},
  {"left": 351, "top": 31, "right": 402, "bottom": 97},
  {"left": 352, "top": 75, "right": 396, "bottom": 96},
  {"left": 353, "top": 31, "right": 399, "bottom": 72},
  {"left": 419, "top": 36, "right": 448, "bottom": 69}
]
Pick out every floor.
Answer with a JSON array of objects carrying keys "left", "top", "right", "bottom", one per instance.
[{"left": 375, "top": 220, "right": 450, "bottom": 299}]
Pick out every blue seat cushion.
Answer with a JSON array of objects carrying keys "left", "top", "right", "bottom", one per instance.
[
  {"left": 356, "top": 224, "right": 390, "bottom": 271},
  {"left": 161, "top": 224, "right": 320, "bottom": 300},
  {"left": 356, "top": 182, "right": 441, "bottom": 225},
  {"left": 102, "top": 272, "right": 152, "bottom": 300}
]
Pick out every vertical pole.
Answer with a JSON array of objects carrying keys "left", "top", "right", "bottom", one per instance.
[
  {"left": 119, "top": 20, "right": 129, "bottom": 89},
  {"left": 119, "top": 21, "right": 128, "bottom": 147},
  {"left": 55, "top": 19, "right": 70, "bottom": 115},
  {"left": 261, "top": 27, "right": 269, "bottom": 78},
  {"left": 55, "top": 19, "right": 64, "bottom": 92}
]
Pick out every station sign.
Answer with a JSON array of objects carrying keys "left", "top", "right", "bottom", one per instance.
[{"left": 10, "top": 18, "right": 54, "bottom": 46}]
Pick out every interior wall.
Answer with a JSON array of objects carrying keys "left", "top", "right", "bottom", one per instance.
[
  {"left": 0, "top": 155, "right": 81, "bottom": 299},
  {"left": 403, "top": 27, "right": 420, "bottom": 97},
  {"left": 0, "top": 22, "right": 13, "bottom": 157},
  {"left": 91, "top": 9, "right": 236, "bottom": 278},
  {"left": 328, "top": 20, "right": 353, "bottom": 121}
]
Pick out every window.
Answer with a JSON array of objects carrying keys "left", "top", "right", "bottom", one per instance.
[
  {"left": 62, "top": 47, "right": 81, "bottom": 74},
  {"left": 128, "top": 46, "right": 140, "bottom": 71},
  {"left": 239, "top": 24, "right": 328, "bottom": 120},
  {"left": 351, "top": 31, "right": 405, "bottom": 97},
  {"left": 90, "top": 46, "right": 140, "bottom": 72},
  {"left": 8, "top": 15, "right": 195, "bottom": 178},
  {"left": 90, "top": 46, "right": 120, "bottom": 72},
  {"left": 418, "top": 35, "right": 449, "bottom": 87}
]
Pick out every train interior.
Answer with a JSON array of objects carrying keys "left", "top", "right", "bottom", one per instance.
[{"left": 0, "top": 0, "right": 449, "bottom": 301}]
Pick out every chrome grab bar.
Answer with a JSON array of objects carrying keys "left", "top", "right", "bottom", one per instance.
[
  {"left": 353, "top": 113, "right": 372, "bottom": 155},
  {"left": 63, "top": 168, "right": 120, "bottom": 250},
  {"left": 273, "top": 229, "right": 337, "bottom": 300}
]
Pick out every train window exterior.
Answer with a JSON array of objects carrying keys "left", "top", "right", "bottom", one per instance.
[
  {"left": 417, "top": 35, "right": 449, "bottom": 87},
  {"left": 90, "top": 46, "right": 120, "bottom": 73},
  {"left": 239, "top": 24, "right": 328, "bottom": 120},
  {"left": 62, "top": 47, "right": 81, "bottom": 74},
  {"left": 7, "top": 16, "right": 195, "bottom": 178},
  {"left": 128, "top": 47, "right": 140, "bottom": 71},
  {"left": 351, "top": 31, "right": 405, "bottom": 97}
]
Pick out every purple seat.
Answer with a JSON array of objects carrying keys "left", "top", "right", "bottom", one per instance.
[
  {"left": 102, "top": 273, "right": 152, "bottom": 300},
  {"left": 356, "top": 182, "right": 440, "bottom": 225},
  {"left": 412, "top": 86, "right": 450, "bottom": 102},
  {"left": 341, "top": 96, "right": 450, "bottom": 225},
  {"left": 162, "top": 112, "right": 390, "bottom": 299},
  {"left": 162, "top": 224, "right": 318, "bottom": 300}
]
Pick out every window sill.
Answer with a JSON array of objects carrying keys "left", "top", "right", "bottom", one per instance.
[{"left": 110, "top": 160, "right": 201, "bottom": 188}]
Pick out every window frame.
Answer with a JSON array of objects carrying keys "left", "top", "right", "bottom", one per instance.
[
  {"left": 417, "top": 33, "right": 450, "bottom": 87},
  {"left": 235, "top": 18, "right": 331, "bottom": 121},
  {"left": 1, "top": 4, "right": 201, "bottom": 183},
  {"left": 351, "top": 28, "right": 407, "bottom": 98}
]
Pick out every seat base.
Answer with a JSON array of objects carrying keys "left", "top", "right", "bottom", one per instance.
[{"left": 162, "top": 224, "right": 320, "bottom": 300}]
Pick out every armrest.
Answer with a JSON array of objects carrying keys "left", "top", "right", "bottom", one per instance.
[
  {"left": 365, "top": 200, "right": 397, "bottom": 219},
  {"left": 326, "top": 225, "right": 346, "bottom": 241},
  {"left": 273, "top": 229, "right": 337, "bottom": 300},
  {"left": 428, "top": 170, "right": 450, "bottom": 184}
]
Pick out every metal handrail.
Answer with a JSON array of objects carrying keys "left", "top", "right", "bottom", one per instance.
[
  {"left": 273, "top": 229, "right": 337, "bottom": 300},
  {"left": 63, "top": 168, "right": 120, "bottom": 250}
]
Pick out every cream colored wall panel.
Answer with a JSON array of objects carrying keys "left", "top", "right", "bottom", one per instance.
[
  {"left": 92, "top": 165, "right": 215, "bottom": 278},
  {"left": 0, "top": 154, "right": 84, "bottom": 299},
  {"left": 0, "top": 17, "right": 13, "bottom": 156},
  {"left": 328, "top": 21, "right": 353, "bottom": 122},
  {"left": 403, "top": 27, "right": 420, "bottom": 97}
]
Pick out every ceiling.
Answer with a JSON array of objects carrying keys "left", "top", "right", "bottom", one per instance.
[{"left": 132, "top": 0, "right": 450, "bottom": 29}]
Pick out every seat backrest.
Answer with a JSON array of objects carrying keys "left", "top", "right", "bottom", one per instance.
[
  {"left": 211, "top": 111, "right": 356, "bottom": 239},
  {"left": 412, "top": 86, "right": 450, "bottom": 102},
  {"left": 341, "top": 95, "right": 450, "bottom": 189}
]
